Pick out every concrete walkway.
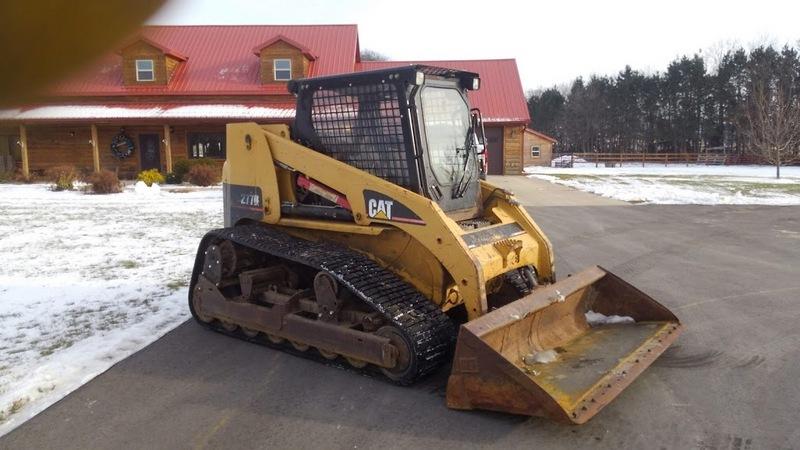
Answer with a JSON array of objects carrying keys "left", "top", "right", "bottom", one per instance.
[{"left": 487, "top": 175, "right": 627, "bottom": 207}]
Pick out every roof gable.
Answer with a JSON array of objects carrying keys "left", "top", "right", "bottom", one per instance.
[
  {"left": 357, "top": 59, "right": 530, "bottom": 123},
  {"left": 119, "top": 36, "right": 188, "bottom": 61},
  {"left": 252, "top": 35, "right": 316, "bottom": 60}
]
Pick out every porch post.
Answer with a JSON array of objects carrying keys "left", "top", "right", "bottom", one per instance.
[
  {"left": 19, "top": 124, "right": 29, "bottom": 178},
  {"left": 90, "top": 124, "right": 100, "bottom": 172},
  {"left": 163, "top": 124, "right": 173, "bottom": 173}
]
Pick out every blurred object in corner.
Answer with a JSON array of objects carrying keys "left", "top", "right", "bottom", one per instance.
[{"left": 0, "top": 0, "right": 166, "bottom": 106}]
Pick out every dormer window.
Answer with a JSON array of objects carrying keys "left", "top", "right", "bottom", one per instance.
[
  {"left": 135, "top": 59, "right": 155, "bottom": 81},
  {"left": 253, "top": 35, "right": 315, "bottom": 84},
  {"left": 274, "top": 59, "right": 292, "bottom": 81}
]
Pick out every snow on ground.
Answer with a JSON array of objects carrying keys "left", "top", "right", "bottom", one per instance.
[
  {"left": 0, "top": 183, "right": 222, "bottom": 436},
  {"left": 525, "top": 164, "right": 800, "bottom": 205}
]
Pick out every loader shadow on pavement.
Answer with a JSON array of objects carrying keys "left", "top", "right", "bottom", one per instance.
[{"left": 4, "top": 200, "right": 800, "bottom": 449}]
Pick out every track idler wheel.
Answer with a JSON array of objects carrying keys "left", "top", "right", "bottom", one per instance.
[
  {"left": 345, "top": 357, "right": 368, "bottom": 369},
  {"left": 376, "top": 325, "right": 415, "bottom": 382},
  {"left": 291, "top": 341, "right": 310, "bottom": 352},
  {"left": 191, "top": 288, "right": 214, "bottom": 323},
  {"left": 318, "top": 349, "right": 338, "bottom": 360},
  {"left": 220, "top": 321, "right": 238, "bottom": 332},
  {"left": 242, "top": 327, "right": 259, "bottom": 338},
  {"left": 267, "top": 334, "right": 284, "bottom": 344}
]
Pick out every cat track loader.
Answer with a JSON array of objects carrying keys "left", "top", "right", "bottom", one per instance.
[{"left": 188, "top": 65, "right": 682, "bottom": 423}]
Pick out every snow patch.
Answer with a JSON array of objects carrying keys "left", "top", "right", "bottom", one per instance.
[
  {"left": 0, "top": 183, "right": 222, "bottom": 436},
  {"left": 585, "top": 310, "right": 635, "bottom": 326},
  {"left": 523, "top": 349, "right": 559, "bottom": 365},
  {"left": 0, "top": 104, "right": 295, "bottom": 120},
  {"left": 134, "top": 181, "right": 162, "bottom": 195},
  {"left": 525, "top": 164, "right": 800, "bottom": 205}
]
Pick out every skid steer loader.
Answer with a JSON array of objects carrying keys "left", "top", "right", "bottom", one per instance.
[{"left": 189, "top": 65, "right": 681, "bottom": 423}]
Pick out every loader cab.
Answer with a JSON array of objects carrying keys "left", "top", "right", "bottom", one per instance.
[{"left": 289, "top": 65, "right": 486, "bottom": 220}]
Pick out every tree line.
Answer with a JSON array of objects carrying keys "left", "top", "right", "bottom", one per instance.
[{"left": 527, "top": 42, "right": 800, "bottom": 165}]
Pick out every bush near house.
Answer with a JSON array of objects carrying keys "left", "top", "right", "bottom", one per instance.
[
  {"left": 173, "top": 158, "right": 218, "bottom": 183},
  {"left": 88, "top": 170, "right": 122, "bottom": 194},
  {"left": 186, "top": 164, "right": 219, "bottom": 186},
  {"left": 137, "top": 169, "right": 166, "bottom": 186},
  {"left": 45, "top": 165, "right": 79, "bottom": 191}
]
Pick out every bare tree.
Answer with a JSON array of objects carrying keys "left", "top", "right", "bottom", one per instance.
[
  {"left": 744, "top": 79, "right": 800, "bottom": 178},
  {"left": 360, "top": 49, "right": 389, "bottom": 61}
]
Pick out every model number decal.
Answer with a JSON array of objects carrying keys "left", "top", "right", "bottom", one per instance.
[{"left": 240, "top": 192, "right": 261, "bottom": 207}]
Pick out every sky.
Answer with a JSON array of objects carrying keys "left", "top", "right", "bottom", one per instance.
[{"left": 149, "top": 0, "right": 800, "bottom": 92}]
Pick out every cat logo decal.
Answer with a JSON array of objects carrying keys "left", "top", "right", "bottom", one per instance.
[{"left": 364, "top": 190, "right": 424, "bottom": 225}]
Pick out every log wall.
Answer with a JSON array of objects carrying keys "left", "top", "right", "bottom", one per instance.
[{"left": 24, "top": 123, "right": 226, "bottom": 178}]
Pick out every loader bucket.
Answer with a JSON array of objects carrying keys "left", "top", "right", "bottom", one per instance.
[{"left": 446, "top": 266, "right": 681, "bottom": 424}]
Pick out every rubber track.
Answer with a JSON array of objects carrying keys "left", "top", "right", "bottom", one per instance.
[{"left": 188, "top": 224, "right": 456, "bottom": 383}]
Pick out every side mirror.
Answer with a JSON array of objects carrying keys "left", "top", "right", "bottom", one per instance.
[{"left": 471, "top": 108, "right": 486, "bottom": 154}]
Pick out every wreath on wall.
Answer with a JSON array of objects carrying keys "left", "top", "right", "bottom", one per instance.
[{"left": 110, "top": 131, "right": 135, "bottom": 159}]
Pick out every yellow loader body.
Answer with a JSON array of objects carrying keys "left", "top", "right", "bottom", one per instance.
[{"left": 217, "top": 122, "right": 682, "bottom": 423}]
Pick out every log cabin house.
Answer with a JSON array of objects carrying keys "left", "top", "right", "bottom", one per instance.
[{"left": 0, "top": 25, "right": 538, "bottom": 178}]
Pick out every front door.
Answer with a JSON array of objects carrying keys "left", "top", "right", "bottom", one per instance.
[
  {"left": 485, "top": 127, "right": 504, "bottom": 175},
  {"left": 0, "top": 136, "right": 17, "bottom": 173},
  {"left": 139, "top": 134, "right": 161, "bottom": 171}
]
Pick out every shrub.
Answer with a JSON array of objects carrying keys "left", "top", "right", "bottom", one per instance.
[
  {"left": 136, "top": 169, "right": 165, "bottom": 187},
  {"left": 88, "top": 170, "right": 122, "bottom": 194},
  {"left": 164, "top": 172, "right": 182, "bottom": 184},
  {"left": 45, "top": 165, "right": 78, "bottom": 191},
  {"left": 186, "top": 164, "right": 219, "bottom": 186},
  {"left": 173, "top": 158, "right": 217, "bottom": 182}
]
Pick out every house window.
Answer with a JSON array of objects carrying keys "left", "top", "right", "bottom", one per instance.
[
  {"left": 135, "top": 59, "right": 155, "bottom": 81},
  {"left": 189, "top": 132, "right": 226, "bottom": 159},
  {"left": 274, "top": 59, "right": 292, "bottom": 81},
  {"left": 531, "top": 146, "right": 541, "bottom": 157}
]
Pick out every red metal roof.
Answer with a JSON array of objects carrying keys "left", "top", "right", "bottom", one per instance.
[
  {"left": 358, "top": 59, "right": 530, "bottom": 124},
  {"left": 49, "top": 25, "right": 359, "bottom": 97}
]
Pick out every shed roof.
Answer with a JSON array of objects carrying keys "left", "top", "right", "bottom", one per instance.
[
  {"left": 357, "top": 59, "right": 530, "bottom": 124},
  {"left": 48, "top": 25, "right": 359, "bottom": 96},
  {"left": 525, "top": 128, "right": 557, "bottom": 143}
]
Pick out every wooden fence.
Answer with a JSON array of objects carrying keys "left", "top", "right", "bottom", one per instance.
[{"left": 552, "top": 152, "right": 743, "bottom": 167}]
